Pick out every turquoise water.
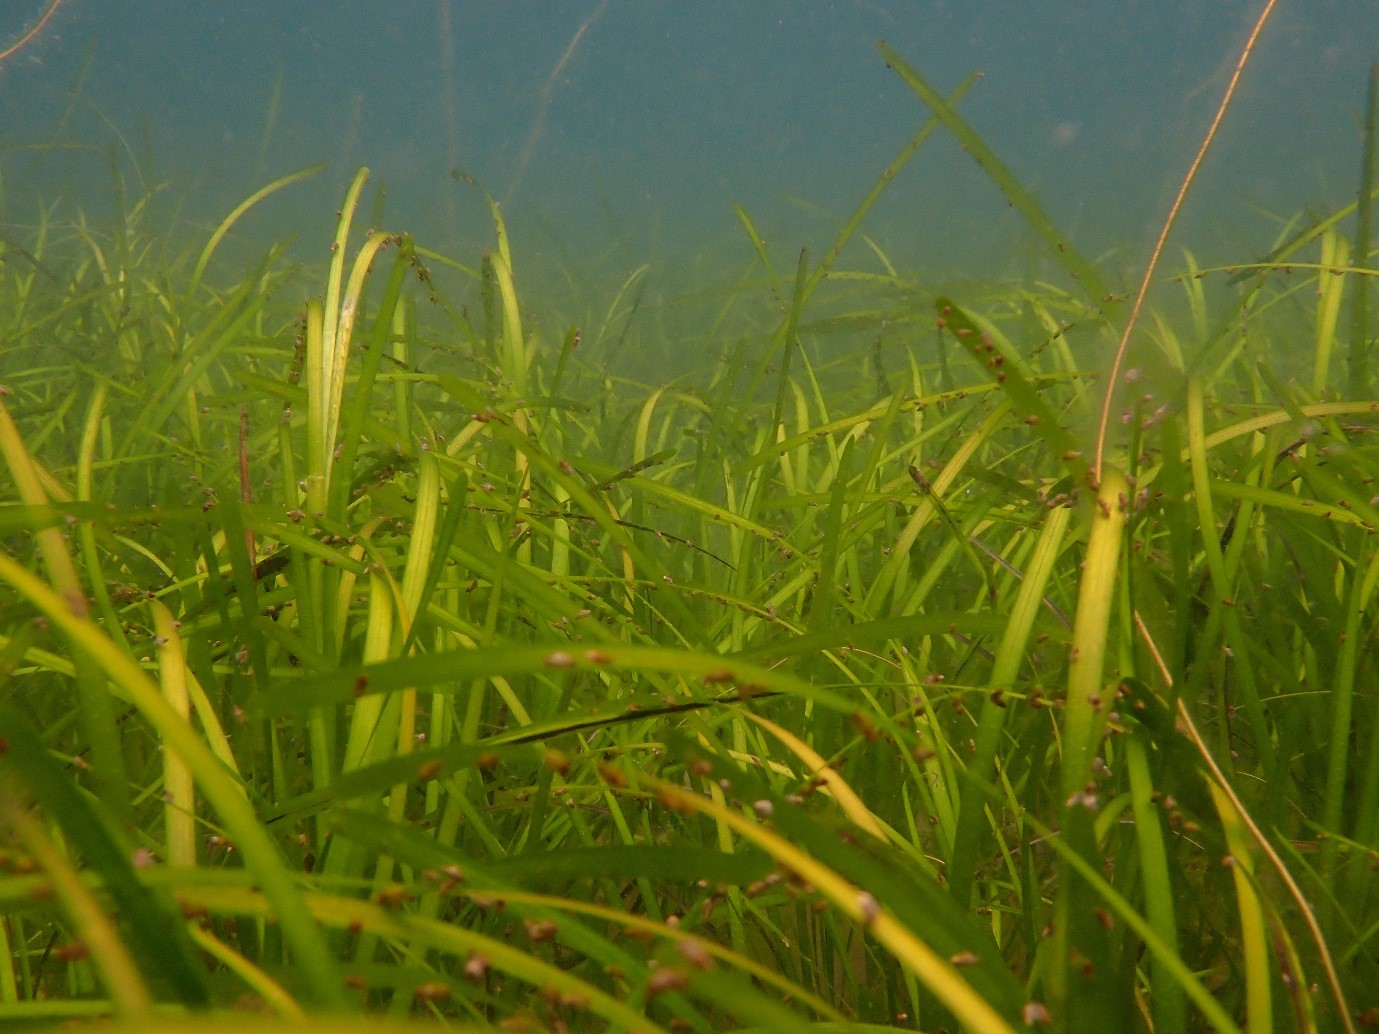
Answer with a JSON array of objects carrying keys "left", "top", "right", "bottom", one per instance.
[{"left": 1, "top": 1, "right": 1375, "bottom": 298}]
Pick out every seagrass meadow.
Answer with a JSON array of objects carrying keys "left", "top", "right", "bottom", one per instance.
[{"left": 2, "top": 19, "right": 1379, "bottom": 1034}]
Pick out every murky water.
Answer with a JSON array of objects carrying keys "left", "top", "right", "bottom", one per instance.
[{"left": 1, "top": 1, "right": 1375, "bottom": 314}]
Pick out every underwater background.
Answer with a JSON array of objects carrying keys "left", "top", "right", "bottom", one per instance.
[
  {"left": 1, "top": 0, "right": 1376, "bottom": 326},
  {"left": 4, "top": 6, "right": 1379, "bottom": 1026}
]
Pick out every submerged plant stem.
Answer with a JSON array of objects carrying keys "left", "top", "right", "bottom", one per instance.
[
  {"left": 0, "top": 0, "right": 63, "bottom": 67},
  {"left": 1094, "top": 0, "right": 1281, "bottom": 482}
]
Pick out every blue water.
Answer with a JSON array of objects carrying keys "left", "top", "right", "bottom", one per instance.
[{"left": 1, "top": 1, "right": 1375, "bottom": 300}]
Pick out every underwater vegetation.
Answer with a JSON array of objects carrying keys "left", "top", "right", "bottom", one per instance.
[{"left": 2, "top": 4, "right": 1379, "bottom": 1032}]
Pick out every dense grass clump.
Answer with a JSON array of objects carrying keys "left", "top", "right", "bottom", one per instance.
[{"left": 0, "top": 39, "right": 1378, "bottom": 1034}]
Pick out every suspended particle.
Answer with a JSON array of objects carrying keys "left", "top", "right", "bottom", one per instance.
[
  {"left": 373, "top": 885, "right": 410, "bottom": 909},
  {"left": 597, "top": 763, "right": 628, "bottom": 787},
  {"left": 416, "top": 760, "right": 443, "bottom": 782},
  {"left": 464, "top": 953, "right": 489, "bottom": 980},
  {"left": 646, "top": 967, "right": 691, "bottom": 997},
  {"left": 523, "top": 918, "right": 558, "bottom": 942},
  {"left": 1022, "top": 1002, "right": 1052, "bottom": 1025},
  {"left": 857, "top": 891, "right": 880, "bottom": 926},
  {"left": 413, "top": 981, "right": 452, "bottom": 1003}
]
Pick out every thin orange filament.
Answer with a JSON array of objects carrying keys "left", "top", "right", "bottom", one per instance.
[
  {"left": 0, "top": 0, "right": 64, "bottom": 67},
  {"left": 1093, "top": 0, "right": 1281, "bottom": 483}
]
